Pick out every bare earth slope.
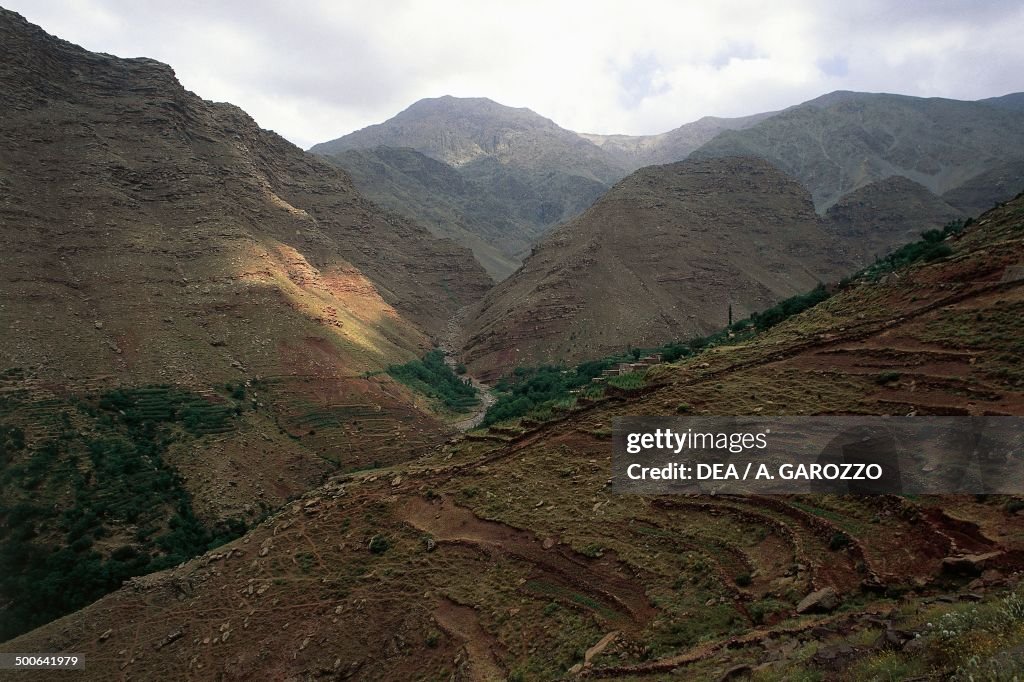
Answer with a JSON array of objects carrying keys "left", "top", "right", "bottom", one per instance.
[
  {"left": 824, "top": 174, "right": 965, "bottom": 263},
  {"left": 6, "top": 192, "right": 1023, "bottom": 681},
  {"left": 0, "top": 13, "right": 489, "bottom": 364},
  {"left": 692, "top": 91, "right": 1024, "bottom": 211},
  {"left": 459, "top": 157, "right": 853, "bottom": 379},
  {"left": 0, "top": 8, "right": 489, "bottom": 640}
]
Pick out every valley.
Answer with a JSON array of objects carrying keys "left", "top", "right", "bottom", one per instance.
[
  {"left": 3, "top": 190, "right": 1024, "bottom": 679},
  {"left": 1, "top": 5, "right": 1024, "bottom": 681}
]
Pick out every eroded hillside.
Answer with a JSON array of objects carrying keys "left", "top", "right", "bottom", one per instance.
[
  {"left": 459, "top": 157, "right": 854, "bottom": 379},
  {"left": 0, "top": 8, "right": 489, "bottom": 641}
]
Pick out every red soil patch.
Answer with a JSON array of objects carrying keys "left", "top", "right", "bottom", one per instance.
[{"left": 402, "top": 496, "right": 656, "bottom": 627}]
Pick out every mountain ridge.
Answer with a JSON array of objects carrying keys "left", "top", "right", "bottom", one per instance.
[
  {"left": 459, "top": 156, "right": 854, "bottom": 378},
  {"left": 0, "top": 7, "right": 489, "bottom": 639},
  {"left": 312, "top": 90, "right": 1023, "bottom": 278},
  {"left": 691, "top": 91, "right": 1024, "bottom": 211}
]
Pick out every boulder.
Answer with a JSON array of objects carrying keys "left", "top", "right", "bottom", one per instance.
[
  {"left": 873, "top": 628, "right": 914, "bottom": 651},
  {"left": 718, "top": 664, "right": 753, "bottom": 681},
  {"left": 796, "top": 587, "right": 839, "bottom": 614},
  {"left": 941, "top": 551, "right": 1004, "bottom": 575}
]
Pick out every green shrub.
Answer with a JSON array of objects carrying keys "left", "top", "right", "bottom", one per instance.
[
  {"left": 749, "top": 598, "right": 788, "bottom": 625},
  {"left": 387, "top": 350, "right": 479, "bottom": 413},
  {"left": 875, "top": 371, "right": 901, "bottom": 385},
  {"left": 829, "top": 532, "right": 851, "bottom": 551},
  {"left": 749, "top": 284, "right": 831, "bottom": 331},
  {"left": 0, "top": 387, "right": 247, "bottom": 642},
  {"left": 608, "top": 372, "right": 647, "bottom": 390},
  {"left": 857, "top": 220, "right": 963, "bottom": 281},
  {"left": 368, "top": 535, "right": 390, "bottom": 554}
]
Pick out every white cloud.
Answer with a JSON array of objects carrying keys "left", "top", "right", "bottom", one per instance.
[{"left": 5, "top": 0, "right": 1023, "bottom": 148}]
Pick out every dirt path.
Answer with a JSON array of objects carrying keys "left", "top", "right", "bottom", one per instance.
[
  {"left": 403, "top": 496, "right": 656, "bottom": 626},
  {"left": 433, "top": 597, "right": 506, "bottom": 681}
]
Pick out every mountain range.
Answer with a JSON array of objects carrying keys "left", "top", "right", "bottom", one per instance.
[
  {"left": 459, "top": 156, "right": 853, "bottom": 377},
  {"left": 692, "top": 90, "right": 1024, "bottom": 211},
  {"left": 312, "top": 91, "right": 1024, "bottom": 286},
  {"left": 3, "top": 6, "right": 1024, "bottom": 678}
]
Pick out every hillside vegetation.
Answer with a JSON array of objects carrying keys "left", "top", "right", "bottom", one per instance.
[
  {"left": 387, "top": 350, "right": 480, "bottom": 413},
  {"left": 0, "top": 382, "right": 251, "bottom": 640}
]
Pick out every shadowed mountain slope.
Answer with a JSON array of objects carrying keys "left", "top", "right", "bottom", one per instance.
[
  {"left": 824, "top": 175, "right": 966, "bottom": 263},
  {"left": 940, "top": 157, "right": 1024, "bottom": 216},
  {"left": 325, "top": 146, "right": 527, "bottom": 280},
  {"left": 311, "top": 97, "right": 627, "bottom": 274}
]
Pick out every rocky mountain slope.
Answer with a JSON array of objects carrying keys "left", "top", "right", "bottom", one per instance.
[
  {"left": 6, "top": 190, "right": 1023, "bottom": 681},
  {"left": 312, "top": 95, "right": 624, "bottom": 183},
  {"left": 692, "top": 90, "right": 1024, "bottom": 211},
  {"left": 315, "top": 91, "right": 1023, "bottom": 283},
  {"left": 579, "top": 111, "right": 774, "bottom": 172},
  {"left": 940, "top": 157, "right": 1024, "bottom": 217},
  {"left": 0, "top": 8, "right": 489, "bottom": 640},
  {"left": 824, "top": 175, "right": 965, "bottom": 263},
  {"left": 325, "top": 146, "right": 526, "bottom": 280},
  {"left": 313, "top": 97, "right": 627, "bottom": 277},
  {"left": 459, "top": 157, "right": 854, "bottom": 378}
]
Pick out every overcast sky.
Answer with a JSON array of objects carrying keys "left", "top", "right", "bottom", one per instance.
[{"left": 7, "top": 0, "right": 1024, "bottom": 149}]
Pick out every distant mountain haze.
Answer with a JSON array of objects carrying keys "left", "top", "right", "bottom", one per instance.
[
  {"left": 311, "top": 95, "right": 625, "bottom": 182},
  {"left": 692, "top": 91, "right": 1024, "bottom": 211},
  {"left": 313, "top": 92, "right": 1024, "bottom": 281},
  {"left": 578, "top": 110, "right": 776, "bottom": 171}
]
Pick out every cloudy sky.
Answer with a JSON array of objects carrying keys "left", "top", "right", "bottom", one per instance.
[{"left": 7, "top": 0, "right": 1024, "bottom": 149}]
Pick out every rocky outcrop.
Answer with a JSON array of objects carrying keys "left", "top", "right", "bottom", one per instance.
[{"left": 796, "top": 587, "right": 839, "bottom": 614}]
